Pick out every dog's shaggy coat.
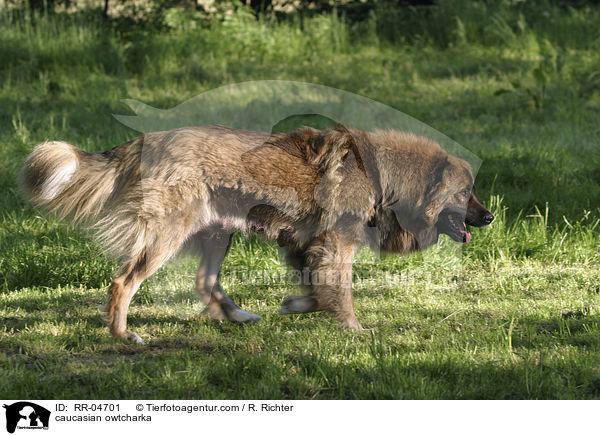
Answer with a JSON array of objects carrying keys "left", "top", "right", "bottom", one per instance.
[{"left": 20, "top": 125, "right": 493, "bottom": 342}]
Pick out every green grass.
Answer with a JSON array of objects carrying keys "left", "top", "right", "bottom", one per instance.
[{"left": 1, "top": 1, "right": 600, "bottom": 399}]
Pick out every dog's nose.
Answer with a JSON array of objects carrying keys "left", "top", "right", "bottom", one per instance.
[{"left": 483, "top": 212, "right": 494, "bottom": 224}]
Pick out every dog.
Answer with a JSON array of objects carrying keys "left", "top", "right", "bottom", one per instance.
[{"left": 20, "top": 125, "right": 493, "bottom": 342}]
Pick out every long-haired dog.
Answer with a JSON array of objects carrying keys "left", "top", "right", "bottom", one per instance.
[{"left": 20, "top": 125, "right": 493, "bottom": 342}]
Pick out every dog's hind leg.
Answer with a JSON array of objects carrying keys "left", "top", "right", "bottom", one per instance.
[
  {"left": 104, "top": 247, "right": 173, "bottom": 343},
  {"left": 193, "top": 233, "right": 261, "bottom": 324},
  {"left": 104, "top": 224, "right": 191, "bottom": 343},
  {"left": 104, "top": 257, "right": 148, "bottom": 344}
]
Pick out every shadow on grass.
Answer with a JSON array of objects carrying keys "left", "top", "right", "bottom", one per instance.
[
  {"left": 3, "top": 322, "right": 600, "bottom": 399},
  {"left": 2, "top": 292, "right": 600, "bottom": 399}
]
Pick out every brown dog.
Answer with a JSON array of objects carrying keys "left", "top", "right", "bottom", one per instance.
[{"left": 20, "top": 125, "right": 493, "bottom": 342}]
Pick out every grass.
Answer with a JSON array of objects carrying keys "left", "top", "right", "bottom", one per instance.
[{"left": 1, "top": 1, "right": 600, "bottom": 399}]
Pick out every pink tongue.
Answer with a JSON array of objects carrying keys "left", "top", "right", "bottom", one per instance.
[{"left": 461, "top": 230, "right": 471, "bottom": 244}]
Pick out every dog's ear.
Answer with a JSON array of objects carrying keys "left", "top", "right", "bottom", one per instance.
[
  {"left": 267, "top": 125, "right": 365, "bottom": 174},
  {"left": 421, "top": 156, "right": 451, "bottom": 225}
]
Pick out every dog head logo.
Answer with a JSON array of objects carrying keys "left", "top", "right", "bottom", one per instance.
[{"left": 3, "top": 402, "right": 50, "bottom": 434}]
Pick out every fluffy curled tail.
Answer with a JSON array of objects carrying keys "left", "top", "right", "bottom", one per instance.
[{"left": 20, "top": 141, "right": 117, "bottom": 224}]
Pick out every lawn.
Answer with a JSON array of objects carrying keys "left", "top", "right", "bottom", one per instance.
[{"left": 1, "top": 1, "right": 600, "bottom": 399}]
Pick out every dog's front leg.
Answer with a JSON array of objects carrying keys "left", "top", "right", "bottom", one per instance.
[{"left": 304, "top": 232, "right": 361, "bottom": 330}]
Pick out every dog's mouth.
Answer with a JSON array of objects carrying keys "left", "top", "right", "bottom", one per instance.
[{"left": 437, "top": 209, "right": 470, "bottom": 244}]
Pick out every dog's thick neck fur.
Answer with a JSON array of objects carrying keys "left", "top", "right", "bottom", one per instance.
[{"left": 349, "top": 129, "right": 453, "bottom": 252}]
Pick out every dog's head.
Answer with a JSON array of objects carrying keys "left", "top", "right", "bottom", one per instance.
[
  {"left": 435, "top": 187, "right": 494, "bottom": 244},
  {"left": 423, "top": 154, "right": 494, "bottom": 246},
  {"left": 369, "top": 131, "right": 493, "bottom": 251}
]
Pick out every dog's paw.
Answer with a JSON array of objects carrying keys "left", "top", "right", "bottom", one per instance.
[
  {"left": 114, "top": 330, "right": 145, "bottom": 344},
  {"left": 339, "top": 318, "right": 363, "bottom": 330},
  {"left": 200, "top": 302, "right": 227, "bottom": 321},
  {"left": 126, "top": 331, "right": 145, "bottom": 344},
  {"left": 279, "top": 296, "right": 319, "bottom": 314},
  {"left": 228, "top": 309, "right": 262, "bottom": 324}
]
